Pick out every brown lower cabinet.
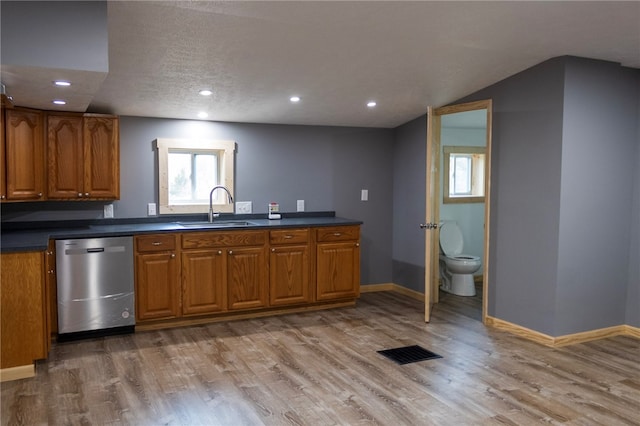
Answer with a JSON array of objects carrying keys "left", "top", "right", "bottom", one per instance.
[
  {"left": 134, "top": 225, "right": 360, "bottom": 324},
  {"left": 269, "top": 228, "right": 311, "bottom": 306},
  {"left": 0, "top": 251, "right": 48, "bottom": 370},
  {"left": 182, "top": 230, "right": 268, "bottom": 314},
  {"left": 316, "top": 226, "right": 361, "bottom": 301},
  {"left": 181, "top": 249, "right": 226, "bottom": 315},
  {"left": 134, "top": 234, "right": 181, "bottom": 321}
]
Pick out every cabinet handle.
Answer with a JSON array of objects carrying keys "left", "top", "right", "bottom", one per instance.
[
  {"left": 170, "top": 253, "right": 176, "bottom": 258},
  {"left": 37, "top": 192, "right": 43, "bottom": 197},
  {"left": 85, "top": 192, "right": 90, "bottom": 197},
  {"left": 1, "top": 195, "right": 5, "bottom": 199},
  {"left": 46, "top": 251, "right": 53, "bottom": 255},
  {"left": 217, "top": 250, "right": 222, "bottom": 255},
  {"left": 271, "top": 248, "right": 276, "bottom": 252},
  {"left": 284, "top": 235, "right": 293, "bottom": 239},
  {"left": 48, "top": 269, "right": 55, "bottom": 274},
  {"left": 333, "top": 232, "right": 342, "bottom": 236},
  {"left": 78, "top": 192, "right": 83, "bottom": 197},
  {"left": 228, "top": 250, "right": 233, "bottom": 255},
  {"left": 355, "top": 243, "right": 360, "bottom": 247},
  {"left": 151, "top": 242, "right": 163, "bottom": 246}
]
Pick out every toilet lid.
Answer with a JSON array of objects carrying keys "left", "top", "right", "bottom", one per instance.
[{"left": 440, "top": 222, "right": 463, "bottom": 256}]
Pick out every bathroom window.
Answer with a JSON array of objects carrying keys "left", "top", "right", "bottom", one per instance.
[
  {"left": 443, "top": 146, "right": 485, "bottom": 204},
  {"left": 155, "top": 138, "right": 236, "bottom": 214}
]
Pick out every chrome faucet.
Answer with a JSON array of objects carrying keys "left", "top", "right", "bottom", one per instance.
[{"left": 209, "top": 185, "right": 234, "bottom": 222}]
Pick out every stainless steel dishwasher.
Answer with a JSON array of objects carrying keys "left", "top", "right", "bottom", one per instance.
[{"left": 56, "top": 236, "right": 135, "bottom": 340}]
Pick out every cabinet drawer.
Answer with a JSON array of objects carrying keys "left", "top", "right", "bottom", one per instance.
[
  {"left": 136, "top": 234, "right": 177, "bottom": 252},
  {"left": 316, "top": 226, "right": 360, "bottom": 242},
  {"left": 182, "top": 230, "right": 267, "bottom": 249},
  {"left": 270, "top": 228, "right": 309, "bottom": 245}
]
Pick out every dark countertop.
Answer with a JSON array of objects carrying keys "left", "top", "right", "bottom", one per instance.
[{"left": 0, "top": 213, "right": 362, "bottom": 253}]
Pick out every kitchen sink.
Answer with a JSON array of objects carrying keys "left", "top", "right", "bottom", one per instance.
[{"left": 175, "top": 220, "right": 257, "bottom": 228}]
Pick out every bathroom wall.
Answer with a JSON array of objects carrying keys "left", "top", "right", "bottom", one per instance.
[
  {"left": 439, "top": 126, "right": 486, "bottom": 273},
  {"left": 2, "top": 117, "right": 395, "bottom": 287}
]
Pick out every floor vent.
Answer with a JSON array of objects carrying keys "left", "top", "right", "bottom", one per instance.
[{"left": 377, "top": 345, "right": 442, "bottom": 365}]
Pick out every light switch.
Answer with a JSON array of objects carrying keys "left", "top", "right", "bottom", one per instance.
[
  {"left": 147, "top": 203, "right": 157, "bottom": 216},
  {"left": 297, "top": 200, "right": 305, "bottom": 212},
  {"left": 361, "top": 189, "right": 368, "bottom": 201},
  {"left": 104, "top": 204, "right": 114, "bottom": 218}
]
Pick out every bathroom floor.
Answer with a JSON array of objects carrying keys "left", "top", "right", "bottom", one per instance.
[{"left": 437, "top": 282, "right": 483, "bottom": 321}]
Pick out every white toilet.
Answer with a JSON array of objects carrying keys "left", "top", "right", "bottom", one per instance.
[{"left": 439, "top": 221, "right": 481, "bottom": 296}]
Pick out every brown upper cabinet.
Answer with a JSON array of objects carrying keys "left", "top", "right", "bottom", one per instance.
[
  {"left": 3, "top": 108, "right": 45, "bottom": 201},
  {"left": 47, "top": 113, "right": 120, "bottom": 200}
]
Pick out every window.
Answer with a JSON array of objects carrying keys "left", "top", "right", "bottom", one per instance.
[
  {"left": 155, "top": 138, "right": 236, "bottom": 214},
  {"left": 443, "top": 146, "right": 485, "bottom": 204}
]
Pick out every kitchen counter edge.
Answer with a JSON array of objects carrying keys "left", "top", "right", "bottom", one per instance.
[{"left": 1, "top": 216, "right": 363, "bottom": 253}]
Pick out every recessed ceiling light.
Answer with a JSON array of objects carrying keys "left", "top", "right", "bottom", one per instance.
[
  {"left": 54, "top": 80, "right": 71, "bottom": 87},
  {"left": 52, "top": 99, "right": 67, "bottom": 105},
  {"left": 199, "top": 89, "right": 213, "bottom": 96},
  {"left": 197, "top": 111, "right": 208, "bottom": 119},
  {"left": 290, "top": 96, "right": 301, "bottom": 103},
  {"left": 367, "top": 101, "right": 377, "bottom": 108}
]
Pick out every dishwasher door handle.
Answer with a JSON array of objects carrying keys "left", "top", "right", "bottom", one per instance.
[{"left": 86, "top": 248, "right": 105, "bottom": 253}]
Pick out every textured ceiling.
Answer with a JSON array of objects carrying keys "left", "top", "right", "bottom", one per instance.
[{"left": 2, "top": 1, "right": 640, "bottom": 128}]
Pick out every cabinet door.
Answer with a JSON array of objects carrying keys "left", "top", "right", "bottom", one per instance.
[
  {"left": 47, "top": 114, "right": 84, "bottom": 199},
  {"left": 182, "top": 250, "right": 226, "bottom": 315},
  {"left": 270, "top": 245, "right": 310, "bottom": 306},
  {"left": 135, "top": 252, "right": 180, "bottom": 321},
  {"left": 1, "top": 106, "right": 6, "bottom": 201},
  {"left": 1, "top": 252, "right": 47, "bottom": 368},
  {"left": 227, "top": 246, "right": 268, "bottom": 310},
  {"left": 83, "top": 116, "right": 119, "bottom": 199},
  {"left": 316, "top": 241, "right": 360, "bottom": 301},
  {"left": 5, "top": 109, "right": 45, "bottom": 200}
]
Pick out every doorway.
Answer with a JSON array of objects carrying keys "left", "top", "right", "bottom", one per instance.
[{"left": 424, "top": 100, "right": 492, "bottom": 323}]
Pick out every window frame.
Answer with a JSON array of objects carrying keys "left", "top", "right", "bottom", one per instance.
[
  {"left": 155, "top": 138, "right": 236, "bottom": 215},
  {"left": 443, "top": 145, "right": 485, "bottom": 204}
]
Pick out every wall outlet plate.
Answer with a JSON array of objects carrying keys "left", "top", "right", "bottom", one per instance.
[
  {"left": 147, "top": 203, "right": 157, "bottom": 216},
  {"left": 104, "top": 204, "right": 114, "bottom": 218},
  {"left": 297, "top": 199, "right": 305, "bottom": 212},
  {"left": 236, "top": 201, "right": 252, "bottom": 214}
]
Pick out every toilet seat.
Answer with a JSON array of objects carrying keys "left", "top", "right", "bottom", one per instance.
[
  {"left": 440, "top": 222, "right": 479, "bottom": 262},
  {"left": 439, "top": 222, "right": 463, "bottom": 256}
]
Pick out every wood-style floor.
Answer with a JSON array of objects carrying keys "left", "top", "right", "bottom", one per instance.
[{"left": 2, "top": 290, "right": 639, "bottom": 425}]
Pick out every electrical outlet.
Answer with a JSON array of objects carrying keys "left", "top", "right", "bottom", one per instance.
[
  {"left": 297, "top": 199, "right": 305, "bottom": 212},
  {"left": 236, "top": 201, "right": 252, "bottom": 214},
  {"left": 104, "top": 204, "right": 114, "bottom": 218},
  {"left": 147, "top": 203, "right": 157, "bottom": 216}
]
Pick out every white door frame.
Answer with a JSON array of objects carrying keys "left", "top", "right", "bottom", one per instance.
[{"left": 425, "top": 99, "right": 493, "bottom": 323}]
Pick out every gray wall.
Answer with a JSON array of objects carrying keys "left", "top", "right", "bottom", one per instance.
[
  {"left": 629, "top": 81, "right": 640, "bottom": 327},
  {"left": 2, "top": 117, "right": 394, "bottom": 287},
  {"left": 391, "top": 115, "right": 427, "bottom": 292},
  {"left": 457, "top": 56, "right": 639, "bottom": 335},
  {"left": 458, "top": 58, "right": 566, "bottom": 334},
  {"left": 1, "top": 1, "right": 108, "bottom": 72},
  {"left": 556, "top": 58, "right": 638, "bottom": 334}
]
